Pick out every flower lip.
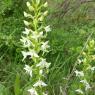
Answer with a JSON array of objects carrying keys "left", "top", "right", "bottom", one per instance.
[
  {"left": 74, "top": 70, "right": 84, "bottom": 77},
  {"left": 44, "top": 25, "right": 51, "bottom": 32},
  {"left": 33, "top": 80, "right": 47, "bottom": 87},
  {"left": 41, "top": 41, "right": 50, "bottom": 52},
  {"left": 24, "top": 65, "right": 32, "bottom": 77},
  {"left": 28, "top": 88, "right": 38, "bottom": 95},
  {"left": 21, "top": 50, "right": 39, "bottom": 61},
  {"left": 36, "top": 58, "right": 51, "bottom": 69}
]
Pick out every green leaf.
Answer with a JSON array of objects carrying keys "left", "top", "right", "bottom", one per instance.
[{"left": 14, "top": 73, "right": 21, "bottom": 95}]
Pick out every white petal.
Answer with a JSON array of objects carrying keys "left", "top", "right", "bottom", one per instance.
[
  {"left": 31, "top": 31, "right": 43, "bottom": 40},
  {"left": 32, "top": 50, "right": 39, "bottom": 58},
  {"left": 24, "top": 65, "right": 32, "bottom": 77},
  {"left": 26, "top": 2, "right": 34, "bottom": 11},
  {"left": 33, "top": 80, "right": 47, "bottom": 87},
  {"left": 91, "top": 66, "right": 95, "bottom": 71},
  {"left": 85, "top": 84, "right": 91, "bottom": 91},
  {"left": 41, "top": 41, "right": 50, "bottom": 52},
  {"left": 36, "top": 59, "right": 51, "bottom": 68},
  {"left": 28, "top": 88, "right": 38, "bottom": 95},
  {"left": 22, "top": 28, "right": 30, "bottom": 35},
  {"left": 24, "top": 12, "right": 33, "bottom": 18},
  {"left": 26, "top": 2, "right": 31, "bottom": 7},
  {"left": 44, "top": 25, "right": 51, "bottom": 32},
  {"left": 20, "top": 36, "right": 31, "bottom": 47},
  {"left": 43, "top": 2, "right": 48, "bottom": 7},
  {"left": 21, "top": 50, "right": 39, "bottom": 61},
  {"left": 75, "top": 70, "right": 84, "bottom": 77},
  {"left": 75, "top": 89, "right": 83, "bottom": 94},
  {"left": 80, "top": 79, "right": 91, "bottom": 90},
  {"left": 24, "top": 20, "right": 30, "bottom": 26},
  {"left": 24, "top": 11, "right": 28, "bottom": 17}
]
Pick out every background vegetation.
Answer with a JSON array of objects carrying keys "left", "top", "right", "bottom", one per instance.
[{"left": 0, "top": 0, "right": 95, "bottom": 95}]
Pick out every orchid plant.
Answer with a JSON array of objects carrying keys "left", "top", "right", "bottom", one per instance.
[
  {"left": 20, "top": 0, "right": 51, "bottom": 95},
  {"left": 75, "top": 40, "right": 95, "bottom": 95}
]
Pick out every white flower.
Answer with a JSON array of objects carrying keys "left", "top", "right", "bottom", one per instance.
[
  {"left": 21, "top": 50, "right": 39, "bottom": 61},
  {"left": 43, "top": 11, "right": 48, "bottom": 16},
  {"left": 75, "top": 70, "right": 84, "bottom": 77},
  {"left": 43, "top": 2, "right": 48, "bottom": 7},
  {"left": 87, "top": 66, "right": 95, "bottom": 71},
  {"left": 80, "top": 79, "right": 88, "bottom": 84},
  {"left": 85, "top": 84, "right": 91, "bottom": 91},
  {"left": 28, "top": 88, "right": 38, "bottom": 95},
  {"left": 26, "top": 2, "right": 34, "bottom": 11},
  {"left": 39, "top": 16, "right": 44, "bottom": 21},
  {"left": 20, "top": 36, "right": 31, "bottom": 47},
  {"left": 31, "top": 31, "right": 43, "bottom": 40},
  {"left": 33, "top": 80, "right": 47, "bottom": 87},
  {"left": 44, "top": 25, "right": 51, "bottom": 32},
  {"left": 24, "top": 65, "right": 32, "bottom": 77},
  {"left": 91, "top": 66, "right": 95, "bottom": 71},
  {"left": 22, "top": 28, "right": 30, "bottom": 35},
  {"left": 24, "top": 11, "right": 33, "bottom": 19},
  {"left": 36, "top": 58, "right": 51, "bottom": 68},
  {"left": 26, "top": 2, "right": 31, "bottom": 7},
  {"left": 80, "top": 79, "right": 91, "bottom": 91},
  {"left": 24, "top": 20, "right": 30, "bottom": 26},
  {"left": 39, "top": 69, "right": 43, "bottom": 75},
  {"left": 75, "top": 89, "right": 83, "bottom": 94},
  {"left": 77, "top": 59, "right": 83, "bottom": 64},
  {"left": 24, "top": 11, "right": 28, "bottom": 17},
  {"left": 41, "top": 41, "right": 50, "bottom": 52}
]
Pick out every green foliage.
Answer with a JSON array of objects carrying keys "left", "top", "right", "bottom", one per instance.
[
  {"left": 0, "top": 0, "right": 12, "bottom": 15},
  {"left": 0, "top": 84, "right": 9, "bottom": 95},
  {"left": 0, "top": 0, "right": 95, "bottom": 95},
  {"left": 14, "top": 74, "right": 21, "bottom": 95}
]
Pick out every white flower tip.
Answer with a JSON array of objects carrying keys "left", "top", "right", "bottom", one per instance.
[
  {"left": 23, "top": 20, "right": 30, "bottom": 26},
  {"left": 43, "top": 11, "right": 48, "bottom": 16},
  {"left": 33, "top": 80, "right": 47, "bottom": 87},
  {"left": 44, "top": 25, "right": 51, "bottom": 32},
  {"left": 28, "top": 88, "right": 37, "bottom": 95},
  {"left": 75, "top": 89, "right": 83, "bottom": 94},
  {"left": 75, "top": 70, "right": 84, "bottom": 77},
  {"left": 43, "top": 2, "right": 48, "bottom": 7},
  {"left": 26, "top": 2, "right": 31, "bottom": 7}
]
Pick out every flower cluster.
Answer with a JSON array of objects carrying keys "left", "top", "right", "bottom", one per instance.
[
  {"left": 75, "top": 40, "right": 95, "bottom": 95},
  {"left": 20, "top": 0, "right": 51, "bottom": 95}
]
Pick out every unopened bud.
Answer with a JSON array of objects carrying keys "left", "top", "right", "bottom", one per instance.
[
  {"left": 43, "top": 11, "right": 48, "bottom": 16},
  {"left": 24, "top": 11, "right": 28, "bottom": 17},
  {"left": 43, "top": 2, "right": 48, "bottom": 7},
  {"left": 26, "top": 2, "right": 31, "bottom": 7},
  {"left": 36, "top": 0, "right": 40, "bottom": 5},
  {"left": 24, "top": 20, "right": 30, "bottom": 26},
  {"left": 26, "top": 2, "right": 34, "bottom": 11}
]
